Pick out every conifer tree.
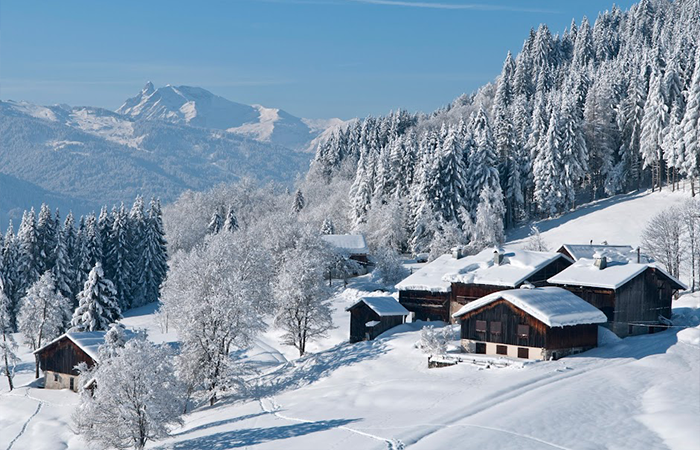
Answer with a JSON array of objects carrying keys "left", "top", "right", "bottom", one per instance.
[
  {"left": 141, "top": 199, "right": 168, "bottom": 305},
  {"left": 128, "top": 197, "right": 147, "bottom": 308},
  {"left": 106, "top": 204, "right": 133, "bottom": 310},
  {"left": 70, "top": 262, "right": 121, "bottom": 332},
  {"left": 224, "top": 206, "right": 239, "bottom": 233}
]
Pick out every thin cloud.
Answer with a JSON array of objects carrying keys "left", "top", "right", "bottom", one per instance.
[{"left": 349, "top": 0, "right": 557, "bottom": 13}]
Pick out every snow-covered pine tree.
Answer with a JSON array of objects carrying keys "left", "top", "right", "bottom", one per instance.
[
  {"left": 559, "top": 84, "right": 589, "bottom": 210},
  {"left": 473, "top": 184, "right": 506, "bottom": 249},
  {"left": 207, "top": 206, "right": 224, "bottom": 234},
  {"left": 52, "top": 226, "right": 74, "bottom": 302},
  {"left": 640, "top": 67, "right": 669, "bottom": 191},
  {"left": 17, "top": 208, "right": 40, "bottom": 300},
  {"left": 97, "top": 206, "right": 114, "bottom": 274},
  {"left": 534, "top": 108, "right": 566, "bottom": 217},
  {"left": 320, "top": 217, "right": 335, "bottom": 235},
  {"left": 76, "top": 213, "right": 102, "bottom": 299},
  {"left": 292, "top": 189, "right": 305, "bottom": 214},
  {"left": 435, "top": 124, "right": 469, "bottom": 225},
  {"left": 36, "top": 203, "right": 57, "bottom": 274},
  {"left": 681, "top": 46, "right": 700, "bottom": 196},
  {"left": 0, "top": 283, "right": 19, "bottom": 390},
  {"left": 467, "top": 107, "right": 500, "bottom": 218},
  {"left": 141, "top": 199, "right": 168, "bottom": 305},
  {"left": 128, "top": 197, "right": 147, "bottom": 308},
  {"left": 70, "top": 262, "right": 121, "bottom": 332},
  {"left": 17, "top": 272, "right": 71, "bottom": 377},
  {"left": 223, "top": 205, "right": 239, "bottom": 233},
  {"left": 106, "top": 204, "right": 132, "bottom": 310}
]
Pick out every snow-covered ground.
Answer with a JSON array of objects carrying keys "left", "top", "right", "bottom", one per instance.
[{"left": 2, "top": 189, "right": 699, "bottom": 450}]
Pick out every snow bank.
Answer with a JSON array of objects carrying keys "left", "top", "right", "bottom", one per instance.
[{"left": 452, "top": 286, "right": 608, "bottom": 327}]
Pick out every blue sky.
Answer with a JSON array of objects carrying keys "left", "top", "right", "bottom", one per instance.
[{"left": 1, "top": 0, "right": 636, "bottom": 119}]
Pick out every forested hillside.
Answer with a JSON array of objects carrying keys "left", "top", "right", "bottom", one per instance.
[{"left": 310, "top": 0, "right": 700, "bottom": 255}]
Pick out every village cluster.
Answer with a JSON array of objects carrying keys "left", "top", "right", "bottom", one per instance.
[{"left": 34, "top": 235, "right": 686, "bottom": 392}]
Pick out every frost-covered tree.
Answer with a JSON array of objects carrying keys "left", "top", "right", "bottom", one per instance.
[
  {"left": 70, "top": 262, "right": 121, "bottom": 332},
  {"left": 320, "top": 217, "right": 335, "bottom": 235},
  {"left": 17, "top": 208, "right": 40, "bottom": 298},
  {"left": 641, "top": 205, "right": 685, "bottom": 279},
  {"left": 0, "top": 285, "right": 19, "bottom": 390},
  {"left": 223, "top": 206, "right": 239, "bottom": 233},
  {"left": 473, "top": 184, "right": 506, "bottom": 249},
  {"left": 523, "top": 225, "right": 549, "bottom": 252},
  {"left": 417, "top": 325, "right": 452, "bottom": 355},
  {"left": 641, "top": 68, "right": 669, "bottom": 191},
  {"left": 160, "top": 231, "right": 272, "bottom": 405},
  {"left": 74, "top": 338, "right": 184, "bottom": 450},
  {"left": 371, "top": 247, "right": 409, "bottom": 285},
  {"left": 292, "top": 189, "right": 306, "bottom": 214},
  {"left": 681, "top": 47, "right": 700, "bottom": 196},
  {"left": 141, "top": 199, "right": 168, "bottom": 305},
  {"left": 534, "top": 109, "right": 566, "bottom": 217},
  {"left": 106, "top": 204, "right": 133, "bottom": 310},
  {"left": 18, "top": 272, "right": 71, "bottom": 377},
  {"left": 128, "top": 197, "right": 147, "bottom": 307},
  {"left": 36, "top": 203, "right": 57, "bottom": 274},
  {"left": 98, "top": 322, "right": 129, "bottom": 359},
  {"left": 274, "top": 241, "right": 333, "bottom": 357},
  {"left": 76, "top": 214, "right": 102, "bottom": 298}
]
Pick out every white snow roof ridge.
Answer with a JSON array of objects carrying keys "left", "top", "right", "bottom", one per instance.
[
  {"left": 548, "top": 259, "right": 687, "bottom": 290},
  {"left": 321, "top": 234, "right": 369, "bottom": 254},
  {"left": 452, "top": 287, "right": 608, "bottom": 327},
  {"left": 396, "top": 247, "right": 566, "bottom": 293},
  {"left": 347, "top": 296, "right": 409, "bottom": 317}
]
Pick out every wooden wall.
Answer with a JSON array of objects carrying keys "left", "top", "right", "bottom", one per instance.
[
  {"left": 615, "top": 268, "right": 674, "bottom": 336},
  {"left": 399, "top": 290, "right": 450, "bottom": 322},
  {"left": 458, "top": 299, "right": 598, "bottom": 350},
  {"left": 349, "top": 303, "right": 404, "bottom": 343},
  {"left": 37, "top": 338, "right": 94, "bottom": 376}
]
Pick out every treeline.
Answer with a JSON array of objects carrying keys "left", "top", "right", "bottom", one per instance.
[
  {"left": 0, "top": 197, "right": 168, "bottom": 330},
  {"left": 310, "top": 0, "right": 700, "bottom": 255}
]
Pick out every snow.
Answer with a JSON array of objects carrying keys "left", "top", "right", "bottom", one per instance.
[
  {"left": 549, "top": 259, "right": 687, "bottom": 290},
  {"left": 347, "top": 296, "right": 409, "bottom": 317},
  {"left": 321, "top": 234, "right": 369, "bottom": 255},
  {"left": 559, "top": 243, "right": 652, "bottom": 263},
  {"left": 452, "top": 286, "right": 608, "bottom": 327},
  {"left": 396, "top": 247, "right": 566, "bottom": 293},
  {"left": 365, "top": 321, "right": 381, "bottom": 327}
]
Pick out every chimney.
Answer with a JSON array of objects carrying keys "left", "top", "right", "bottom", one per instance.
[
  {"left": 493, "top": 248, "right": 504, "bottom": 266},
  {"left": 593, "top": 252, "right": 607, "bottom": 270},
  {"left": 637, "top": 247, "right": 641, "bottom": 264},
  {"left": 452, "top": 246, "right": 464, "bottom": 260}
]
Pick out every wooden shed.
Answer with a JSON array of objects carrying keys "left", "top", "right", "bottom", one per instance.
[
  {"left": 346, "top": 296, "right": 409, "bottom": 343},
  {"left": 452, "top": 287, "right": 608, "bottom": 360},
  {"left": 397, "top": 247, "right": 572, "bottom": 323},
  {"left": 548, "top": 254, "right": 686, "bottom": 337},
  {"left": 34, "top": 332, "right": 107, "bottom": 391},
  {"left": 321, "top": 234, "right": 370, "bottom": 266}
]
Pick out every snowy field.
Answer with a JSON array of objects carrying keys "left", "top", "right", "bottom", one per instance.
[{"left": 1, "top": 189, "right": 699, "bottom": 450}]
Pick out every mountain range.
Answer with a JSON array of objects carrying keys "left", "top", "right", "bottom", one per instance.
[{"left": 0, "top": 83, "right": 344, "bottom": 224}]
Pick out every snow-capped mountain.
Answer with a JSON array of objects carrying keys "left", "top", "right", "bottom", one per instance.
[
  {"left": 0, "top": 98, "right": 315, "bottom": 222},
  {"left": 118, "top": 83, "right": 333, "bottom": 150}
]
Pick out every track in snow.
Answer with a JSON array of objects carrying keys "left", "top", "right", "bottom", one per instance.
[
  {"left": 258, "top": 397, "right": 405, "bottom": 450},
  {"left": 6, "top": 400, "right": 42, "bottom": 450}
]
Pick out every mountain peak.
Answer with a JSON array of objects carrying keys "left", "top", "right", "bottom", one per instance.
[{"left": 142, "top": 81, "right": 155, "bottom": 96}]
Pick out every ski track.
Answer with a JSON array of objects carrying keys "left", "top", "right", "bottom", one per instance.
[
  {"left": 258, "top": 396, "right": 404, "bottom": 450},
  {"left": 403, "top": 356, "right": 636, "bottom": 448},
  {"left": 6, "top": 392, "right": 43, "bottom": 450}
]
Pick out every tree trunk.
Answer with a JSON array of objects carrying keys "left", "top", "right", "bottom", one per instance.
[{"left": 3, "top": 332, "right": 13, "bottom": 391}]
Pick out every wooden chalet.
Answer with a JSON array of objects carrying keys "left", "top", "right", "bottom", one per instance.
[
  {"left": 452, "top": 287, "right": 607, "bottom": 360},
  {"left": 396, "top": 247, "right": 572, "bottom": 323},
  {"left": 548, "top": 250, "right": 686, "bottom": 337},
  {"left": 33, "top": 332, "right": 108, "bottom": 391},
  {"left": 321, "top": 234, "right": 370, "bottom": 266},
  {"left": 346, "top": 296, "right": 409, "bottom": 343}
]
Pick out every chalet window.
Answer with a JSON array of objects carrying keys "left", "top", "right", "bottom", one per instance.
[
  {"left": 517, "top": 324, "right": 530, "bottom": 339},
  {"left": 518, "top": 347, "right": 529, "bottom": 359},
  {"left": 490, "top": 321, "right": 502, "bottom": 335},
  {"left": 475, "top": 342, "right": 486, "bottom": 354},
  {"left": 475, "top": 320, "right": 487, "bottom": 333},
  {"left": 496, "top": 345, "right": 507, "bottom": 355}
]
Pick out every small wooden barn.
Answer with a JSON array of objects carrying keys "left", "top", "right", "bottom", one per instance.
[
  {"left": 34, "top": 332, "right": 108, "bottom": 391},
  {"left": 346, "top": 296, "right": 409, "bottom": 343},
  {"left": 548, "top": 253, "right": 686, "bottom": 337},
  {"left": 396, "top": 247, "right": 572, "bottom": 323},
  {"left": 452, "top": 287, "right": 608, "bottom": 360}
]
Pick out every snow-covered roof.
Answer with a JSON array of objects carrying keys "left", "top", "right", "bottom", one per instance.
[
  {"left": 558, "top": 244, "right": 651, "bottom": 264},
  {"left": 396, "top": 247, "right": 568, "bottom": 293},
  {"left": 347, "top": 296, "right": 409, "bottom": 317},
  {"left": 548, "top": 259, "right": 687, "bottom": 290},
  {"left": 452, "top": 286, "right": 608, "bottom": 328},
  {"left": 321, "top": 234, "right": 369, "bottom": 255},
  {"left": 34, "top": 330, "right": 137, "bottom": 362}
]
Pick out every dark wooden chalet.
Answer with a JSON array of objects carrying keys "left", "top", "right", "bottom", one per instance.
[
  {"left": 452, "top": 287, "right": 607, "bottom": 360},
  {"left": 34, "top": 332, "right": 107, "bottom": 391},
  {"left": 397, "top": 247, "right": 572, "bottom": 323},
  {"left": 548, "top": 254, "right": 686, "bottom": 337},
  {"left": 346, "top": 296, "right": 409, "bottom": 343},
  {"left": 321, "top": 234, "right": 370, "bottom": 266}
]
